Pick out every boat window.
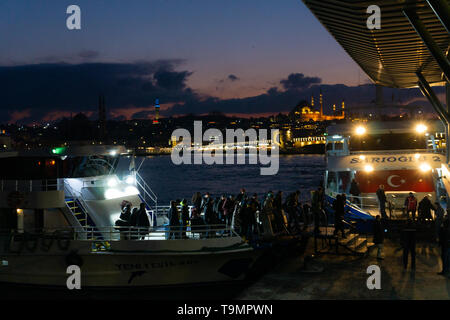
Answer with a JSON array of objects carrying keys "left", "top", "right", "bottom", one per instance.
[
  {"left": 0, "top": 156, "right": 117, "bottom": 180},
  {"left": 350, "top": 133, "right": 427, "bottom": 151}
]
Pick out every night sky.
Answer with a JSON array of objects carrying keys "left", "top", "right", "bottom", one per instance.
[{"left": 0, "top": 1, "right": 438, "bottom": 124}]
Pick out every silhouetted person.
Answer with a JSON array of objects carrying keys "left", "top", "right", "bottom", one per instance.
[
  {"left": 418, "top": 196, "right": 434, "bottom": 224},
  {"left": 376, "top": 185, "right": 388, "bottom": 219},
  {"left": 168, "top": 200, "right": 180, "bottom": 239},
  {"left": 401, "top": 219, "right": 416, "bottom": 270},
  {"left": 129, "top": 208, "right": 139, "bottom": 240},
  {"left": 180, "top": 199, "right": 190, "bottom": 239},
  {"left": 192, "top": 192, "right": 202, "bottom": 212},
  {"left": 333, "top": 194, "right": 346, "bottom": 238},
  {"left": 404, "top": 192, "right": 417, "bottom": 221},
  {"left": 222, "top": 195, "right": 235, "bottom": 226},
  {"left": 137, "top": 203, "right": 150, "bottom": 239}
]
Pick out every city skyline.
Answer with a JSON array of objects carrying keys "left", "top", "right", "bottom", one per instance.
[{"left": 0, "top": 1, "right": 444, "bottom": 124}]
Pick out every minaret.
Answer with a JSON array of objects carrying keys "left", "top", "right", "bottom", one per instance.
[
  {"left": 319, "top": 89, "right": 323, "bottom": 117},
  {"left": 333, "top": 104, "right": 336, "bottom": 114},
  {"left": 341, "top": 99, "right": 345, "bottom": 118}
]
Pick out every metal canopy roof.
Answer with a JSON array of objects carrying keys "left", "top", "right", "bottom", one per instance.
[{"left": 302, "top": 0, "right": 450, "bottom": 88}]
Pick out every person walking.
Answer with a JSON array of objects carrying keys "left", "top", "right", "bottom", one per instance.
[
  {"left": 372, "top": 215, "right": 385, "bottom": 260},
  {"left": 404, "top": 192, "right": 418, "bottom": 221},
  {"left": 311, "top": 187, "right": 323, "bottom": 234},
  {"left": 376, "top": 185, "right": 388, "bottom": 219},
  {"left": 418, "top": 196, "right": 434, "bottom": 224},
  {"left": 401, "top": 219, "right": 417, "bottom": 270},
  {"left": 333, "top": 194, "right": 346, "bottom": 238}
]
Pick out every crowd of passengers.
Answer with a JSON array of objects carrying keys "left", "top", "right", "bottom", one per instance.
[{"left": 115, "top": 187, "right": 327, "bottom": 241}]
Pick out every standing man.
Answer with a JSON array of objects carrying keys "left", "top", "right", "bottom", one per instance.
[
  {"left": 311, "top": 187, "right": 323, "bottom": 234},
  {"left": 404, "top": 192, "right": 417, "bottom": 221},
  {"left": 376, "top": 185, "right": 388, "bottom": 219},
  {"left": 401, "top": 219, "right": 417, "bottom": 270},
  {"left": 434, "top": 202, "right": 445, "bottom": 242}
]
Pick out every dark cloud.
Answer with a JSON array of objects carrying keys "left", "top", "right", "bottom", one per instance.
[
  {"left": 0, "top": 60, "right": 197, "bottom": 122},
  {"left": 280, "top": 73, "right": 321, "bottom": 90},
  {"left": 228, "top": 74, "right": 239, "bottom": 82}
]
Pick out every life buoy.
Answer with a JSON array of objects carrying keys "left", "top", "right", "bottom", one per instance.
[
  {"left": 65, "top": 251, "right": 83, "bottom": 267},
  {"left": 24, "top": 233, "right": 38, "bottom": 252},
  {"left": 40, "top": 236, "right": 54, "bottom": 252}
]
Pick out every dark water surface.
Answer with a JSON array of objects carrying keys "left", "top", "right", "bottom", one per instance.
[{"left": 121, "top": 154, "right": 325, "bottom": 205}]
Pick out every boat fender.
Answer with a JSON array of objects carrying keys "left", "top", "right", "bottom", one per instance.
[
  {"left": 65, "top": 251, "right": 83, "bottom": 267},
  {"left": 57, "top": 238, "right": 71, "bottom": 251},
  {"left": 40, "top": 236, "right": 54, "bottom": 252},
  {"left": 24, "top": 233, "right": 38, "bottom": 252}
]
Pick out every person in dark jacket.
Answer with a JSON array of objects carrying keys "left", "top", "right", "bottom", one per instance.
[
  {"left": 349, "top": 179, "right": 361, "bottom": 206},
  {"left": 137, "top": 203, "right": 150, "bottom": 239},
  {"left": 192, "top": 192, "right": 202, "bottom": 212},
  {"left": 376, "top": 185, "right": 388, "bottom": 219},
  {"left": 438, "top": 218, "right": 450, "bottom": 275},
  {"left": 418, "top": 196, "right": 434, "bottom": 224},
  {"left": 180, "top": 199, "right": 190, "bottom": 239},
  {"left": 333, "top": 194, "right": 346, "bottom": 238},
  {"left": 115, "top": 203, "right": 132, "bottom": 239},
  {"left": 401, "top": 219, "right": 417, "bottom": 270},
  {"left": 201, "top": 193, "right": 216, "bottom": 237},
  {"left": 129, "top": 207, "right": 139, "bottom": 239},
  {"left": 372, "top": 215, "right": 385, "bottom": 259},
  {"left": 168, "top": 200, "right": 180, "bottom": 239},
  {"left": 222, "top": 195, "right": 235, "bottom": 226}
]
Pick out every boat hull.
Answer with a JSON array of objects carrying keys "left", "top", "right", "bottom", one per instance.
[{"left": 0, "top": 241, "right": 262, "bottom": 287}]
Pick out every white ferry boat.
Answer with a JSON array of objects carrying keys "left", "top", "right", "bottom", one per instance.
[
  {"left": 0, "top": 145, "right": 262, "bottom": 287},
  {"left": 324, "top": 120, "right": 447, "bottom": 225}
]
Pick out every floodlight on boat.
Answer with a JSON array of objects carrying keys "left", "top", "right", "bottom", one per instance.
[
  {"left": 109, "top": 150, "right": 118, "bottom": 156},
  {"left": 415, "top": 124, "right": 427, "bottom": 134},
  {"left": 355, "top": 126, "right": 366, "bottom": 135},
  {"left": 107, "top": 178, "right": 118, "bottom": 187},
  {"left": 104, "top": 188, "right": 122, "bottom": 200},
  {"left": 125, "top": 175, "right": 135, "bottom": 184},
  {"left": 124, "top": 186, "right": 139, "bottom": 196},
  {"left": 364, "top": 165, "right": 374, "bottom": 172},
  {"left": 419, "top": 163, "right": 431, "bottom": 172}
]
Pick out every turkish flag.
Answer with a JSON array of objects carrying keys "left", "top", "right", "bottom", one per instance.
[{"left": 355, "top": 170, "right": 434, "bottom": 193}]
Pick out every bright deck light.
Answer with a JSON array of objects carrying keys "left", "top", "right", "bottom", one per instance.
[
  {"left": 419, "top": 163, "right": 431, "bottom": 172},
  {"left": 104, "top": 188, "right": 122, "bottom": 200},
  {"left": 364, "top": 165, "right": 374, "bottom": 172},
  {"left": 355, "top": 126, "right": 366, "bottom": 135},
  {"left": 415, "top": 124, "right": 427, "bottom": 133},
  {"left": 109, "top": 150, "right": 118, "bottom": 156},
  {"left": 125, "top": 175, "right": 135, "bottom": 184},
  {"left": 107, "top": 178, "right": 118, "bottom": 187}
]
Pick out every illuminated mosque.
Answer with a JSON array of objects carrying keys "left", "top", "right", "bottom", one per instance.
[{"left": 291, "top": 90, "right": 345, "bottom": 122}]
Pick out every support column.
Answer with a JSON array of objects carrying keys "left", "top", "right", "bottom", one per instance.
[
  {"left": 404, "top": 8, "right": 450, "bottom": 83},
  {"left": 426, "top": 0, "right": 450, "bottom": 34}
]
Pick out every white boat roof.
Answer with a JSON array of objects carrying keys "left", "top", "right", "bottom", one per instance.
[
  {"left": 0, "top": 145, "right": 129, "bottom": 158},
  {"left": 327, "top": 120, "right": 444, "bottom": 136}
]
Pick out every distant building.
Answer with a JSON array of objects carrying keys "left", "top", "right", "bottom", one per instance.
[
  {"left": 153, "top": 98, "right": 160, "bottom": 124},
  {"left": 290, "top": 90, "right": 345, "bottom": 122}
]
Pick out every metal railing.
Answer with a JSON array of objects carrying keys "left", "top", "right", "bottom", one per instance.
[
  {"left": 3, "top": 224, "right": 240, "bottom": 242},
  {"left": 0, "top": 179, "right": 62, "bottom": 192},
  {"left": 135, "top": 171, "right": 158, "bottom": 211}
]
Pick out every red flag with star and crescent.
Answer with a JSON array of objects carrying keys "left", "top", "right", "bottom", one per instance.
[{"left": 355, "top": 170, "right": 434, "bottom": 193}]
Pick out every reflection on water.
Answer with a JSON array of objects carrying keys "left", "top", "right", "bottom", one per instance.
[{"left": 118, "top": 154, "right": 325, "bottom": 205}]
